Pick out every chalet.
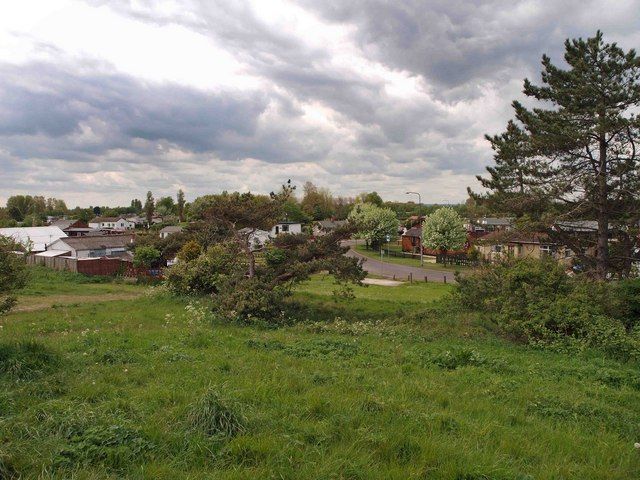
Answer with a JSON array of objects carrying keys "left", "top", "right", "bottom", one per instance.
[
  {"left": 313, "top": 219, "right": 347, "bottom": 236},
  {"left": 0, "top": 226, "right": 67, "bottom": 252},
  {"left": 89, "top": 216, "right": 135, "bottom": 230},
  {"left": 47, "top": 234, "right": 134, "bottom": 259},
  {"left": 271, "top": 221, "right": 302, "bottom": 236},
  {"left": 159, "top": 225, "right": 183, "bottom": 239},
  {"left": 468, "top": 217, "right": 513, "bottom": 234},
  {"left": 238, "top": 228, "right": 271, "bottom": 251},
  {"left": 475, "top": 231, "right": 572, "bottom": 265}
]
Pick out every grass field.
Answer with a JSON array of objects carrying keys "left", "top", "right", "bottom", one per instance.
[
  {"left": 354, "top": 243, "right": 473, "bottom": 272},
  {"left": 1, "top": 267, "right": 639, "bottom": 479}
]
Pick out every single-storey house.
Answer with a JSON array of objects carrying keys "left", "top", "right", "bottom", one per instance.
[
  {"left": 47, "top": 234, "right": 135, "bottom": 259},
  {"left": 0, "top": 226, "right": 67, "bottom": 252},
  {"left": 159, "top": 225, "right": 183, "bottom": 239},
  {"left": 89, "top": 216, "right": 135, "bottom": 230},
  {"left": 271, "top": 221, "right": 302, "bottom": 236},
  {"left": 313, "top": 219, "right": 348, "bottom": 236},
  {"left": 468, "top": 217, "right": 514, "bottom": 234},
  {"left": 238, "top": 228, "right": 271, "bottom": 251},
  {"left": 475, "top": 231, "right": 572, "bottom": 264}
]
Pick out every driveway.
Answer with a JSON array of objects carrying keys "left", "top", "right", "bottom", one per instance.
[{"left": 345, "top": 246, "right": 457, "bottom": 284}]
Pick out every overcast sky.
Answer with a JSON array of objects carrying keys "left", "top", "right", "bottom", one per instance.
[{"left": 1, "top": 1, "right": 639, "bottom": 207}]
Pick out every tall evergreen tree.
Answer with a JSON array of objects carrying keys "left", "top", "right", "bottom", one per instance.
[
  {"left": 476, "top": 32, "right": 640, "bottom": 279},
  {"left": 176, "top": 189, "right": 185, "bottom": 222},
  {"left": 144, "top": 191, "right": 155, "bottom": 226}
]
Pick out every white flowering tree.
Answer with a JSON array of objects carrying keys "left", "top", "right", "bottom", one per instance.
[
  {"left": 421, "top": 207, "right": 467, "bottom": 257},
  {"left": 348, "top": 202, "right": 398, "bottom": 249}
]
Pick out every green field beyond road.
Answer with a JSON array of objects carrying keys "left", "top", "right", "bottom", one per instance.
[
  {"left": 354, "top": 243, "right": 473, "bottom": 272},
  {"left": 0, "top": 267, "right": 638, "bottom": 479}
]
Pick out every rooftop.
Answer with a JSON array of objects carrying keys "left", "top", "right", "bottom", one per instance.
[
  {"left": 53, "top": 234, "right": 134, "bottom": 250},
  {"left": 0, "top": 226, "right": 67, "bottom": 252}
]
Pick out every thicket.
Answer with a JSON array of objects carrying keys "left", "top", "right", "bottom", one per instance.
[{"left": 455, "top": 257, "right": 640, "bottom": 360}]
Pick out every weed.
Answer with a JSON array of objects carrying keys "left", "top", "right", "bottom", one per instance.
[
  {"left": 0, "top": 341, "right": 60, "bottom": 380},
  {"left": 54, "top": 423, "right": 154, "bottom": 470},
  {"left": 427, "top": 348, "right": 488, "bottom": 370},
  {"left": 187, "top": 387, "right": 246, "bottom": 438}
]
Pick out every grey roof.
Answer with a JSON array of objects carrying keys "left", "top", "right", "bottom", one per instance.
[
  {"left": 476, "top": 217, "right": 514, "bottom": 226},
  {"left": 316, "top": 219, "right": 348, "bottom": 229},
  {"left": 403, "top": 227, "right": 422, "bottom": 237},
  {"left": 0, "top": 226, "right": 67, "bottom": 252},
  {"left": 555, "top": 220, "right": 598, "bottom": 232},
  {"left": 54, "top": 234, "right": 134, "bottom": 251},
  {"left": 51, "top": 219, "right": 74, "bottom": 229},
  {"left": 160, "top": 226, "right": 183, "bottom": 234}
]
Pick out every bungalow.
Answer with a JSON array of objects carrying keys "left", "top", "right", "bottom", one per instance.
[
  {"left": 468, "top": 217, "right": 514, "bottom": 234},
  {"left": 313, "top": 219, "right": 348, "bottom": 236},
  {"left": 0, "top": 226, "right": 67, "bottom": 252},
  {"left": 475, "top": 231, "right": 571, "bottom": 265},
  {"left": 47, "top": 234, "right": 135, "bottom": 259},
  {"left": 89, "top": 216, "right": 135, "bottom": 230},
  {"left": 271, "top": 221, "right": 302, "bottom": 236},
  {"left": 238, "top": 228, "right": 271, "bottom": 251},
  {"left": 159, "top": 225, "right": 183, "bottom": 239}
]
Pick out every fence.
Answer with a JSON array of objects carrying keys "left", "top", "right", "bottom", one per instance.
[
  {"left": 435, "top": 254, "right": 480, "bottom": 267},
  {"left": 27, "top": 255, "right": 131, "bottom": 276}
]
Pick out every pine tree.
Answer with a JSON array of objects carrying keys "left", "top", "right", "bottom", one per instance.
[
  {"left": 176, "top": 189, "right": 185, "bottom": 222},
  {"left": 144, "top": 191, "right": 155, "bottom": 226},
  {"left": 477, "top": 32, "right": 640, "bottom": 279}
]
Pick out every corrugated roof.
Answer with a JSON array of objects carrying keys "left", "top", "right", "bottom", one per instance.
[
  {"left": 35, "top": 250, "right": 70, "bottom": 257},
  {"left": 160, "top": 226, "right": 183, "bottom": 233},
  {"left": 0, "top": 226, "right": 67, "bottom": 252},
  {"left": 52, "top": 234, "right": 134, "bottom": 251}
]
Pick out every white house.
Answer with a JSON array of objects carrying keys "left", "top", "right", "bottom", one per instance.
[
  {"left": 159, "top": 225, "right": 183, "bottom": 239},
  {"left": 238, "top": 228, "right": 271, "bottom": 251},
  {"left": 270, "top": 221, "right": 302, "bottom": 236},
  {"left": 88, "top": 216, "right": 135, "bottom": 230},
  {"left": 47, "top": 234, "right": 134, "bottom": 258},
  {"left": 0, "top": 226, "right": 67, "bottom": 252}
]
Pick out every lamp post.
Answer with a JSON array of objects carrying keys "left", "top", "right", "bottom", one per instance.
[{"left": 405, "top": 191, "right": 424, "bottom": 266}]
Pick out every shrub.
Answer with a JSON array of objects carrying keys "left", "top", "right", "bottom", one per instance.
[
  {"left": 455, "top": 257, "right": 640, "bottom": 360},
  {"left": 164, "top": 243, "right": 241, "bottom": 295},
  {"left": 132, "top": 245, "right": 162, "bottom": 268},
  {"left": 0, "top": 341, "right": 60, "bottom": 380},
  {"left": 187, "top": 387, "right": 246, "bottom": 438},
  {"left": 215, "top": 277, "right": 289, "bottom": 325}
]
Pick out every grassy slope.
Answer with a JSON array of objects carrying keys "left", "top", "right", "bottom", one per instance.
[
  {"left": 0, "top": 268, "right": 639, "bottom": 479},
  {"left": 354, "top": 244, "right": 472, "bottom": 272}
]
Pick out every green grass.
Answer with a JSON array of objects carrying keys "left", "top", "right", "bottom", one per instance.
[
  {"left": 354, "top": 243, "right": 473, "bottom": 272},
  {"left": 0, "top": 267, "right": 639, "bottom": 478}
]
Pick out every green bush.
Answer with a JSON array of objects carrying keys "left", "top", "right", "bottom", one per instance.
[
  {"left": 216, "top": 277, "right": 289, "bottom": 325},
  {"left": 165, "top": 243, "right": 241, "bottom": 295},
  {"left": 455, "top": 258, "right": 640, "bottom": 360}
]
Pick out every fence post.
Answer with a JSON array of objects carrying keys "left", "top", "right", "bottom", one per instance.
[
  {"left": 424, "top": 276, "right": 428, "bottom": 283},
  {"left": 393, "top": 274, "right": 396, "bottom": 280},
  {"left": 444, "top": 275, "right": 447, "bottom": 284}
]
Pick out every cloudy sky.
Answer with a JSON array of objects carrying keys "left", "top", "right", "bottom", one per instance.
[{"left": 1, "top": 1, "right": 639, "bottom": 207}]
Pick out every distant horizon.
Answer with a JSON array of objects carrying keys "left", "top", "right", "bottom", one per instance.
[{"left": 1, "top": 1, "right": 638, "bottom": 205}]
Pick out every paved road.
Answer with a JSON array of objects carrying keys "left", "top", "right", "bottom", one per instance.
[{"left": 346, "top": 246, "right": 456, "bottom": 284}]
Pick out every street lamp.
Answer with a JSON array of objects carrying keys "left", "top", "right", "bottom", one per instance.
[{"left": 405, "top": 191, "right": 424, "bottom": 266}]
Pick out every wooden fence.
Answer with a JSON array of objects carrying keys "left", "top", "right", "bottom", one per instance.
[{"left": 27, "top": 255, "right": 131, "bottom": 276}]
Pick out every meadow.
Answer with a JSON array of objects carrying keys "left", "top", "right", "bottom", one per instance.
[{"left": 1, "top": 267, "right": 639, "bottom": 479}]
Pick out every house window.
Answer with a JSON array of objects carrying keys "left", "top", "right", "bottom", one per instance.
[
  {"left": 565, "top": 248, "right": 574, "bottom": 258},
  {"left": 275, "top": 226, "right": 279, "bottom": 235},
  {"left": 282, "top": 224, "right": 289, "bottom": 232},
  {"left": 517, "top": 244, "right": 523, "bottom": 255},
  {"left": 540, "top": 245, "right": 552, "bottom": 256},
  {"left": 492, "top": 244, "right": 502, "bottom": 253}
]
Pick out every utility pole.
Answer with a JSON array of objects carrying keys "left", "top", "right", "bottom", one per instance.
[{"left": 406, "top": 191, "right": 423, "bottom": 266}]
